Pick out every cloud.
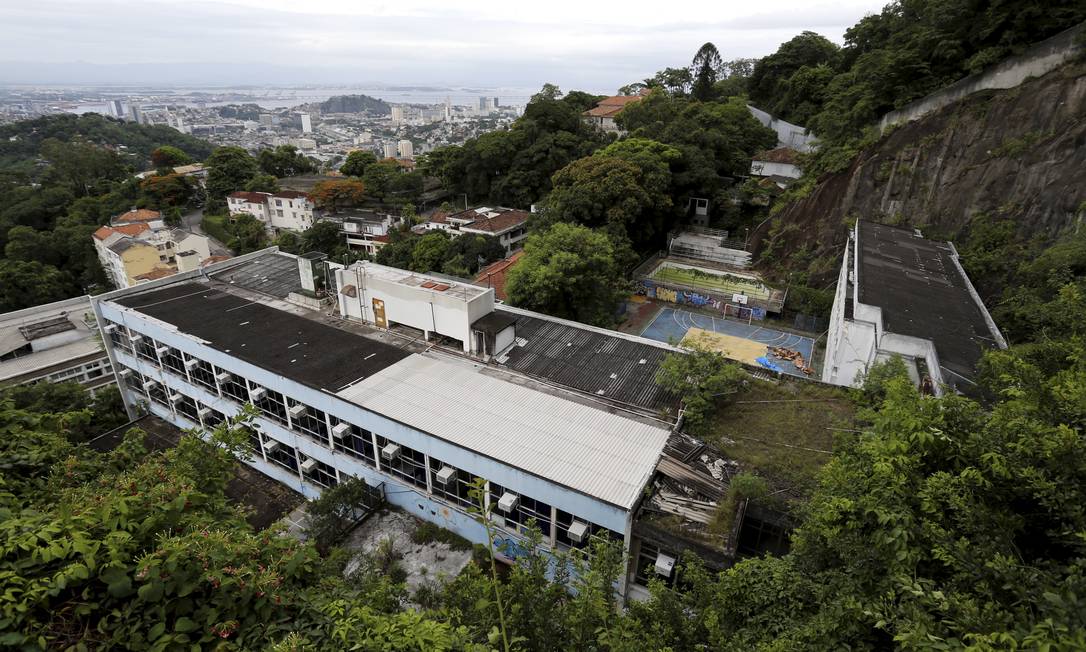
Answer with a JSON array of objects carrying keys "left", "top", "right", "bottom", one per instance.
[{"left": 0, "top": 0, "right": 886, "bottom": 89}]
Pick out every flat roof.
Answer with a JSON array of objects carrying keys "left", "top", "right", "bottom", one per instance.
[
  {"left": 336, "top": 354, "right": 670, "bottom": 509},
  {"left": 497, "top": 308, "right": 680, "bottom": 413},
  {"left": 1, "top": 296, "right": 105, "bottom": 382},
  {"left": 113, "top": 283, "right": 410, "bottom": 391},
  {"left": 210, "top": 253, "right": 303, "bottom": 299},
  {"left": 353, "top": 261, "right": 488, "bottom": 301},
  {"left": 856, "top": 221, "right": 1003, "bottom": 391}
]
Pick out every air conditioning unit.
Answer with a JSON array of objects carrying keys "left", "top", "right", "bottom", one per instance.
[
  {"left": 300, "top": 458, "right": 317, "bottom": 473},
  {"left": 169, "top": 393, "right": 183, "bottom": 404},
  {"left": 434, "top": 466, "right": 456, "bottom": 485},
  {"left": 331, "top": 422, "right": 351, "bottom": 439},
  {"left": 655, "top": 553, "right": 676, "bottom": 577},
  {"left": 249, "top": 387, "right": 267, "bottom": 402},
  {"left": 155, "top": 345, "right": 170, "bottom": 357},
  {"left": 381, "top": 443, "right": 401, "bottom": 461},
  {"left": 497, "top": 492, "right": 518, "bottom": 513},
  {"left": 129, "top": 333, "right": 143, "bottom": 343},
  {"left": 183, "top": 358, "right": 199, "bottom": 370},
  {"left": 103, "top": 324, "right": 117, "bottom": 334},
  {"left": 118, "top": 369, "right": 133, "bottom": 379},
  {"left": 263, "top": 439, "right": 280, "bottom": 453},
  {"left": 215, "top": 371, "right": 232, "bottom": 383},
  {"left": 567, "top": 520, "right": 589, "bottom": 544},
  {"left": 288, "top": 403, "right": 307, "bottom": 419},
  {"left": 197, "top": 407, "right": 212, "bottom": 419},
  {"left": 141, "top": 380, "right": 157, "bottom": 391}
]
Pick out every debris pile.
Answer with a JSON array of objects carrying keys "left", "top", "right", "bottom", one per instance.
[{"left": 769, "top": 346, "right": 814, "bottom": 376}]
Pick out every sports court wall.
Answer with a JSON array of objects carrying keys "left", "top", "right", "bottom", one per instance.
[{"left": 638, "top": 258, "right": 784, "bottom": 315}]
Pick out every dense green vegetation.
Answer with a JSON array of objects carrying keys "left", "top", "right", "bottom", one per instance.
[
  {"left": 0, "top": 114, "right": 213, "bottom": 181},
  {"left": 3, "top": 317, "right": 1085, "bottom": 649},
  {"left": 747, "top": 0, "right": 1086, "bottom": 145},
  {"left": 319, "top": 94, "right": 391, "bottom": 115},
  {"left": 0, "top": 116, "right": 218, "bottom": 310}
]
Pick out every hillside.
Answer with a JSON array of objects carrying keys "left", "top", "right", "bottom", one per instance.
[
  {"left": 319, "top": 94, "right": 390, "bottom": 114},
  {"left": 0, "top": 113, "right": 214, "bottom": 179},
  {"left": 754, "top": 59, "right": 1086, "bottom": 303}
]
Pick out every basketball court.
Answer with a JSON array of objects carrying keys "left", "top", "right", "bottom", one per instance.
[{"left": 640, "top": 307, "right": 816, "bottom": 378}]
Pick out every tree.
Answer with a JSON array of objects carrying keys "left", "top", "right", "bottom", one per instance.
[
  {"left": 139, "top": 173, "right": 195, "bottom": 210},
  {"left": 655, "top": 342, "right": 747, "bottom": 433},
  {"left": 205, "top": 146, "right": 260, "bottom": 209},
  {"left": 360, "top": 160, "right": 400, "bottom": 201},
  {"left": 257, "top": 145, "right": 316, "bottom": 177},
  {"left": 409, "top": 231, "right": 452, "bottom": 273},
  {"left": 543, "top": 156, "right": 655, "bottom": 246},
  {"left": 300, "top": 220, "right": 344, "bottom": 256},
  {"left": 340, "top": 150, "right": 378, "bottom": 177},
  {"left": 226, "top": 213, "right": 268, "bottom": 254},
  {"left": 244, "top": 173, "right": 280, "bottom": 194},
  {"left": 150, "top": 145, "right": 192, "bottom": 170},
  {"left": 310, "top": 179, "right": 366, "bottom": 212},
  {"left": 749, "top": 31, "right": 840, "bottom": 122},
  {"left": 505, "top": 223, "right": 628, "bottom": 326},
  {"left": 691, "top": 42, "right": 723, "bottom": 101},
  {"left": 4, "top": 225, "right": 61, "bottom": 267},
  {"left": 40, "top": 139, "right": 128, "bottom": 197},
  {"left": 0, "top": 259, "right": 76, "bottom": 311}
]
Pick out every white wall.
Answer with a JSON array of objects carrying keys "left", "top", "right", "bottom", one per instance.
[{"left": 750, "top": 160, "right": 802, "bottom": 179}]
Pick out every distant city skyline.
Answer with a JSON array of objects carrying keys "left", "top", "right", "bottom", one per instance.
[{"left": 3, "top": 0, "right": 887, "bottom": 91}]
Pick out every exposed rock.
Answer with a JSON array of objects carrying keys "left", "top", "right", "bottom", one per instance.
[{"left": 753, "top": 61, "right": 1086, "bottom": 288}]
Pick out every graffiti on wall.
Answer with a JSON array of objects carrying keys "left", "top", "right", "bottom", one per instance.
[{"left": 640, "top": 281, "right": 727, "bottom": 311}]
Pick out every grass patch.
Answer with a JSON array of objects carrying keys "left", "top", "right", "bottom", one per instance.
[
  {"left": 706, "top": 379, "right": 854, "bottom": 500},
  {"left": 410, "top": 521, "right": 473, "bottom": 552},
  {"left": 201, "top": 213, "right": 232, "bottom": 244}
]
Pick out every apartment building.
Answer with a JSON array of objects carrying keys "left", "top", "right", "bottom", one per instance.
[
  {"left": 0, "top": 296, "right": 113, "bottom": 393},
  {"left": 92, "top": 210, "right": 213, "bottom": 289},
  {"left": 227, "top": 190, "right": 317, "bottom": 234},
  {"left": 92, "top": 251, "right": 699, "bottom": 601},
  {"left": 336, "top": 212, "right": 401, "bottom": 256}
]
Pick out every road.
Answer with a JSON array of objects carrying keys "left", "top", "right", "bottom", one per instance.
[{"left": 181, "top": 208, "right": 232, "bottom": 257}]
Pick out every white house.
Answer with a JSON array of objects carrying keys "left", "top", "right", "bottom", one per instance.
[
  {"left": 227, "top": 190, "right": 316, "bottom": 234},
  {"left": 750, "top": 147, "right": 802, "bottom": 181},
  {"left": 340, "top": 212, "right": 401, "bottom": 256},
  {"left": 419, "top": 207, "right": 530, "bottom": 256}
]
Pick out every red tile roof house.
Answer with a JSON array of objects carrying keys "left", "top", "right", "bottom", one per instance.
[
  {"left": 420, "top": 207, "right": 531, "bottom": 256},
  {"left": 582, "top": 88, "right": 651, "bottom": 133},
  {"left": 474, "top": 250, "right": 524, "bottom": 301}
]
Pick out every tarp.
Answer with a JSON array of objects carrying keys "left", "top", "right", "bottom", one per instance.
[{"left": 755, "top": 356, "right": 784, "bottom": 373}]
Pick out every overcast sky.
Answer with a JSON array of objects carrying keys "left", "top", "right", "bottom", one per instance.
[{"left": 2, "top": 0, "right": 887, "bottom": 90}]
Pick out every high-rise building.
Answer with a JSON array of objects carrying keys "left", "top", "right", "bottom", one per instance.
[
  {"left": 397, "top": 139, "right": 414, "bottom": 159},
  {"left": 106, "top": 99, "right": 124, "bottom": 118},
  {"left": 300, "top": 113, "right": 312, "bottom": 133},
  {"left": 493, "top": 97, "right": 500, "bottom": 110},
  {"left": 259, "top": 114, "right": 273, "bottom": 127},
  {"left": 478, "top": 96, "right": 488, "bottom": 112},
  {"left": 382, "top": 143, "right": 397, "bottom": 159},
  {"left": 390, "top": 106, "right": 404, "bottom": 124},
  {"left": 444, "top": 97, "right": 452, "bottom": 122},
  {"left": 128, "top": 105, "right": 145, "bottom": 124}
]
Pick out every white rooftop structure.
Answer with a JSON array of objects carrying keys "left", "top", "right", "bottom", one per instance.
[
  {"left": 0, "top": 296, "right": 113, "bottom": 391},
  {"left": 335, "top": 353, "right": 670, "bottom": 509}
]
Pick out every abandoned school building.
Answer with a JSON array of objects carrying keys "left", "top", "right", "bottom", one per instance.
[
  {"left": 822, "top": 221, "right": 1007, "bottom": 395},
  {"left": 91, "top": 249, "right": 781, "bottom": 601}
]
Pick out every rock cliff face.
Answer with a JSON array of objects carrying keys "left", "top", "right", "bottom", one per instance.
[{"left": 754, "top": 61, "right": 1086, "bottom": 290}]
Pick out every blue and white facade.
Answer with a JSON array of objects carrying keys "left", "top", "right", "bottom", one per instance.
[{"left": 91, "top": 257, "right": 673, "bottom": 600}]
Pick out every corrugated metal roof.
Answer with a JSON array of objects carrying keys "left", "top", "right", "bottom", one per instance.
[
  {"left": 336, "top": 354, "right": 670, "bottom": 509},
  {"left": 0, "top": 339, "right": 104, "bottom": 382}
]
